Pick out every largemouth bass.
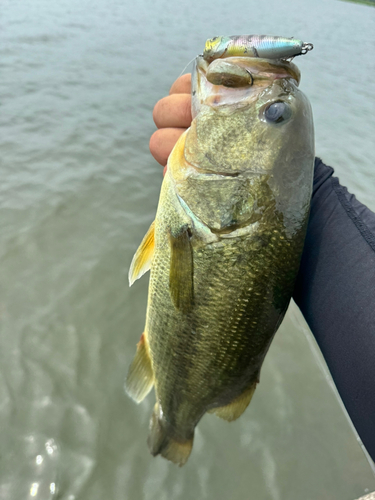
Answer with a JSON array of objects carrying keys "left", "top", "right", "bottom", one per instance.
[{"left": 126, "top": 38, "right": 314, "bottom": 466}]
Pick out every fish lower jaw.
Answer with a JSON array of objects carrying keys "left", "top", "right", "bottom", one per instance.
[
  {"left": 195, "top": 169, "right": 240, "bottom": 177},
  {"left": 218, "top": 221, "right": 260, "bottom": 239}
]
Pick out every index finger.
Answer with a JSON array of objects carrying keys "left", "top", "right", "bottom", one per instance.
[{"left": 169, "top": 73, "right": 191, "bottom": 95}]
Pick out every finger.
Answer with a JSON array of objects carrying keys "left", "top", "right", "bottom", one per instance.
[
  {"left": 149, "top": 128, "right": 186, "bottom": 166},
  {"left": 169, "top": 73, "right": 191, "bottom": 95},
  {"left": 153, "top": 94, "right": 192, "bottom": 129}
]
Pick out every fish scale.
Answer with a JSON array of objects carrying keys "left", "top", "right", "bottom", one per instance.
[
  {"left": 126, "top": 39, "right": 314, "bottom": 466},
  {"left": 148, "top": 176, "right": 305, "bottom": 427}
]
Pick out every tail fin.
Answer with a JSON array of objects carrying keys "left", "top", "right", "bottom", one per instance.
[{"left": 147, "top": 403, "right": 194, "bottom": 467}]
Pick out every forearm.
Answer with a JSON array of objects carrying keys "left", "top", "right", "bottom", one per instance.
[{"left": 294, "top": 158, "right": 375, "bottom": 461}]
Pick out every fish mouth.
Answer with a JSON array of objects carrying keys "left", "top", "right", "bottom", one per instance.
[
  {"left": 192, "top": 55, "right": 300, "bottom": 115},
  {"left": 196, "top": 168, "right": 240, "bottom": 177},
  {"left": 181, "top": 153, "right": 270, "bottom": 179}
]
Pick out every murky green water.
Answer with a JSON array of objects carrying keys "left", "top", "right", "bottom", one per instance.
[{"left": 1, "top": 0, "right": 374, "bottom": 498}]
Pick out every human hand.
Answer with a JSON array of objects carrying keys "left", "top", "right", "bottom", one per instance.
[{"left": 149, "top": 74, "right": 192, "bottom": 175}]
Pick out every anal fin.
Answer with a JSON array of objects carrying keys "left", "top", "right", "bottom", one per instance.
[
  {"left": 129, "top": 221, "right": 155, "bottom": 286},
  {"left": 125, "top": 333, "right": 154, "bottom": 403},
  {"left": 169, "top": 227, "right": 194, "bottom": 314},
  {"left": 208, "top": 382, "right": 257, "bottom": 422}
]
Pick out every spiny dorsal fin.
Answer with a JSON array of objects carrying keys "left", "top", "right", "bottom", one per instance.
[
  {"left": 128, "top": 221, "right": 155, "bottom": 286},
  {"left": 208, "top": 382, "right": 257, "bottom": 422},
  {"left": 125, "top": 333, "right": 154, "bottom": 403},
  {"left": 169, "top": 227, "right": 194, "bottom": 314}
]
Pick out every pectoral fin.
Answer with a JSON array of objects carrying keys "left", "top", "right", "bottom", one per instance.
[
  {"left": 128, "top": 221, "right": 155, "bottom": 286},
  {"left": 169, "top": 227, "right": 194, "bottom": 314},
  {"left": 208, "top": 382, "right": 257, "bottom": 422},
  {"left": 125, "top": 333, "right": 154, "bottom": 403}
]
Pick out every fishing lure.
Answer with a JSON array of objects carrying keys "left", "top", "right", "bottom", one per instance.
[{"left": 203, "top": 35, "right": 313, "bottom": 63}]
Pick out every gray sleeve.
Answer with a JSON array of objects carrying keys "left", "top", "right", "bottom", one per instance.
[{"left": 293, "top": 158, "right": 375, "bottom": 461}]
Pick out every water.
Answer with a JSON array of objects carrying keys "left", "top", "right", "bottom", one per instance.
[{"left": 0, "top": 0, "right": 374, "bottom": 498}]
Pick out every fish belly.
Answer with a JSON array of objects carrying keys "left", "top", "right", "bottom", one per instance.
[{"left": 144, "top": 171, "right": 306, "bottom": 465}]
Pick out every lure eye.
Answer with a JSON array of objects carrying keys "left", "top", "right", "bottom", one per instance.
[{"left": 264, "top": 101, "right": 291, "bottom": 124}]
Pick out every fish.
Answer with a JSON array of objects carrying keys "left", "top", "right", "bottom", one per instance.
[
  {"left": 126, "top": 38, "right": 315, "bottom": 467},
  {"left": 203, "top": 35, "right": 313, "bottom": 63}
]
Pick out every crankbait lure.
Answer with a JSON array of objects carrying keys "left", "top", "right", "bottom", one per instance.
[{"left": 203, "top": 35, "right": 313, "bottom": 63}]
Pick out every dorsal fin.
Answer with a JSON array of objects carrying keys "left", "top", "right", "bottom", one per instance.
[
  {"left": 128, "top": 221, "right": 155, "bottom": 286},
  {"left": 169, "top": 227, "right": 194, "bottom": 314}
]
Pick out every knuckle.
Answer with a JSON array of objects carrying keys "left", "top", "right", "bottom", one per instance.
[
  {"left": 152, "top": 100, "right": 163, "bottom": 127},
  {"left": 149, "top": 130, "right": 162, "bottom": 156},
  {"left": 153, "top": 96, "right": 172, "bottom": 128}
]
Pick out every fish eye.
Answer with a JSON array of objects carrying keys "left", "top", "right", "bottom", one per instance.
[{"left": 264, "top": 101, "right": 291, "bottom": 124}]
